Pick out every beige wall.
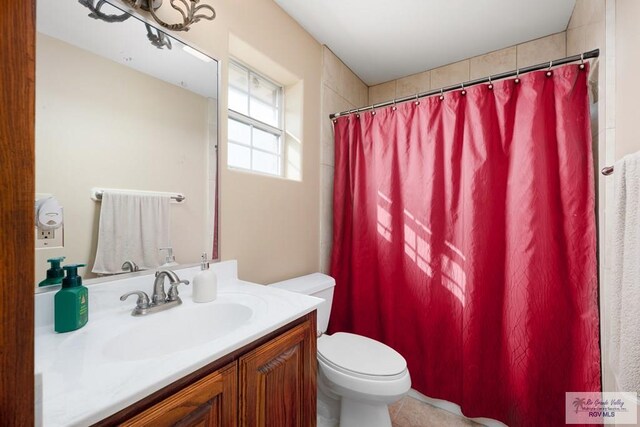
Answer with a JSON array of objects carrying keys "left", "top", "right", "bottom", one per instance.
[
  {"left": 319, "top": 47, "right": 368, "bottom": 272},
  {"left": 35, "top": 34, "right": 211, "bottom": 280},
  {"left": 163, "top": 0, "right": 323, "bottom": 284}
]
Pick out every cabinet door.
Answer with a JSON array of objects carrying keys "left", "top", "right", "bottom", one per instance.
[
  {"left": 121, "top": 362, "right": 237, "bottom": 427},
  {"left": 239, "top": 316, "right": 317, "bottom": 427}
]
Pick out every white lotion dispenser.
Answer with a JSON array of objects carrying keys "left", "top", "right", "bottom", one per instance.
[
  {"left": 192, "top": 252, "right": 217, "bottom": 303},
  {"left": 159, "top": 247, "right": 178, "bottom": 268}
]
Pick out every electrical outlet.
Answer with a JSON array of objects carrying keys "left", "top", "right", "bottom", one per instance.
[
  {"left": 38, "top": 230, "right": 54, "bottom": 240},
  {"left": 35, "top": 227, "right": 64, "bottom": 249}
]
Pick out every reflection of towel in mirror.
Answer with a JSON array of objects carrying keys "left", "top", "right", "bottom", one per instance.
[
  {"left": 610, "top": 151, "right": 640, "bottom": 394},
  {"left": 92, "top": 192, "right": 170, "bottom": 274}
]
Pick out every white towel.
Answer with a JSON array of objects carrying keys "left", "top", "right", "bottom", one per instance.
[
  {"left": 92, "top": 192, "right": 171, "bottom": 274},
  {"left": 610, "top": 151, "right": 640, "bottom": 393}
]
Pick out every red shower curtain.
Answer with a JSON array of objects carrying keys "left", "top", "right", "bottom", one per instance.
[{"left": 329, "top": 64, "right": 601, "bottom": 426}]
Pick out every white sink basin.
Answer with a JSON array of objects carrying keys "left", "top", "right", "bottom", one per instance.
[
  {"left": 103, "top": 301, "right": 254, "bottom": 361},
  {"left": 35, "top": 262, "right": 324, "bottom": 427}
]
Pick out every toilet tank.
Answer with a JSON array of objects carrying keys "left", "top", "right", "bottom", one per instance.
[{"left": 270, "top": 273, "right": 335, "bottom": 334}]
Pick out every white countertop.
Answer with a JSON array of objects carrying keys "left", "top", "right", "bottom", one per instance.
[{"left": 35, "top": 261, "right": 322, "bottom": 427}]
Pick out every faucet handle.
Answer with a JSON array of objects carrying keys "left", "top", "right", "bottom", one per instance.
[
  {"left": 120, "top": 291, "right": 150, "bottom": 309},
  {"left": 121, "top": 260, "right": 139, "bottom": 272},
  {"left": 167, "top": 279, "right": 189, "bottom": 301}
]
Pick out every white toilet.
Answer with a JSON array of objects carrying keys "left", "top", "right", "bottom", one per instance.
[{"left": 271, "top": 273, "right": 411, "bottom": 427}]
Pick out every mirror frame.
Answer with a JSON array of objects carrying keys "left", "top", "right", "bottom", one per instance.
[{"left": 34, "top": 0, "right": 221, "bottom": 292}]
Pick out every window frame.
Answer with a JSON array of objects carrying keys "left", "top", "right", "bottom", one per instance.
[{"left": 227, "top": 59, "right": 285, "bottom": 177}]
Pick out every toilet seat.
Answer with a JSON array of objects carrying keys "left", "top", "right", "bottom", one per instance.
[
  {"left": 317, "top": 333, "right": 411, "bottom": 402},
  {"left": 318, "top": 353, "right": 409, "bottom": 381},
  {"left": 318, "top": 332, "right": 407, "bottom": 379}
]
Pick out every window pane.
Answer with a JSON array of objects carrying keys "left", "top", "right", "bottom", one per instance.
[
  {"left": 228, "top": 61, "right": 285, "bottom": 178},
  {"left": 228, "top": 118, "right": 251, "bottom": 145},
  {"left": 253, "top": 151, "right": 280, "bottom": 175},
  {"left": 228, "top": 142, "right": 251, "bottom": 169},
  {"left": 229, "top": 62, "right": 248, "bottom": 91},
  {"left": 250, "top": 74, "right": 278, "bottom": 106},
  {"left": 253, "top": 128, "right": 279, "bottom": 154},
  {"left": 249, "top": 73, "right": 279, "bottom": 127},
  {"left": 250, "top": 98, "right": 279, "bottom": 127},
  {"left": 229, "top": 87, "right": 248, "bottom": 115}
]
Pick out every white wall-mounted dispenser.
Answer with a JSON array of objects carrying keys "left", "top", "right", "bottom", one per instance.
[{"left": 35, "top": 195, "right": 64, "bottom": 248}]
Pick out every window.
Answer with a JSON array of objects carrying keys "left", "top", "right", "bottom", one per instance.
[{"left": 228, "top": 60, "right": 284, "bottom": 177}]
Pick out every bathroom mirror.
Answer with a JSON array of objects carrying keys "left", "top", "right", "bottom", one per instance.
[{"left": 35, "top": 0, "right": 219, "bottom": 288}]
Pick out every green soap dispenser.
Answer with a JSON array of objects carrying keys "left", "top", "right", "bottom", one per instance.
[
  {"left": 38, "top": 256, "right": 66, "bottom": 287},
  {"left": 54, "top": 264, "right": 88, "bottom": 333}
]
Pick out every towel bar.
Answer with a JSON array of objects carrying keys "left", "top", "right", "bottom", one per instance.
[{"left": 91, "top": 188, "right": 186, "bottom": 203}]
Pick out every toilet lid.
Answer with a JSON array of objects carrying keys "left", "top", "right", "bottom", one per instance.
[{"left": 318, "top": 333, "right": 407, "bottom": 377}]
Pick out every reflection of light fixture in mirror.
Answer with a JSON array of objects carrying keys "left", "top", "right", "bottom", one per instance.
[
  {"left": 146, "top": 23, "right": 172, "bottom": 49},
  {"left": 182, "top": 45, "right": 213, "bottom": 62},
  {"left": 78, "top": 0, "right": 131, "bottom": 23},
  {"left": 121, "top": 0, "right": 216, "bottom": 32}
]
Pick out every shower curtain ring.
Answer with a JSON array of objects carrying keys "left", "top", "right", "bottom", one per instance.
[
  {"left": 514, "top": 68, "right": 520, "bottom": 84},
  {"left": 461, "top": 82, "right": 467, "bottom": 96},
  {"left": 391, "top": 99, "right": 397, "bottom": 111},
  {"left": 579, "top": 53, "right": 586, "bottom": 70},
  {"left": 414, "top": 93, "right": 420, "bottom": 105},
  {"left": 371, "top": 104, "right": 376, "bottom": 116},
  {"left": 439, "top": 88, "right": 445, "bottom": 101},
  {"left": 488, "top": 75, "right": 493, "bottom": 90},
  {"left": 546, "top": 61, "right": 553, "bottom": 77}
]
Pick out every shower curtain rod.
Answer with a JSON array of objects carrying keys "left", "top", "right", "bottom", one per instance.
[{"left": 329, "top": 49, "right": 600, "bottom": 120}]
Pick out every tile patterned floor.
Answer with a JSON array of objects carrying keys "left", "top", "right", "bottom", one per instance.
[{"left": 390, "top": 396, "right": 482, "bottom": 427}]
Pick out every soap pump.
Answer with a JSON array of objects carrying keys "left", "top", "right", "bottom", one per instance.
[
  {"left": 159, "top": 247, "right": 178, "bottom": 267},
  {"left": 54, "top": 264, "right": 89, "bottom": 333},
  {"left": 192, "top": 253, "right": 217, "bottom": 303},
  {"left": 39, "top": 256, "right": 66, "bottom": 287}
]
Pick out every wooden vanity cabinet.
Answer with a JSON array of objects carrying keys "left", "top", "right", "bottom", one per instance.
[
  {"left": 121, "top": 363, "right": 237, "bottom": 427},
  {"left": 95, "top": 312, "right": 316, "bottom": 427},
  {"left": 239, "top": 320, "right": 317, "bottom": 427}
]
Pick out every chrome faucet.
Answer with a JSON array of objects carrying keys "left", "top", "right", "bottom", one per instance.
[
  {"left": 120, "top": 269, "right": 189, "bottom": 316},
  {"left": 121, "top": 260, "right": 139, "bottom": 273},
  {"left": 152, "top": 269, "right": 189, "bottom": 304}
]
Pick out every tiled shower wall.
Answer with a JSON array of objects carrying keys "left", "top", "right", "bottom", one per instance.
[
  {"left": 319, "top": 48, "right": 368, "bottom": 273},
  {"left": 369, "top": 32, "right": 569, "bottom": 104},
  {"left": 320, "top": 1, "right": 607, "bottom": 279}
]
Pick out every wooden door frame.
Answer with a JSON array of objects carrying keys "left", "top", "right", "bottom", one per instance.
[{"left": 0, "top": 0, "right": 35, "bottom": 424}]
